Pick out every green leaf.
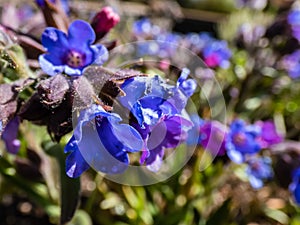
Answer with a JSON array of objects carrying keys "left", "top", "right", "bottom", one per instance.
[
  {"left": 0, "top": 157, "right": 57, "bottom": 216},
  {"left": 45, "top": 142, "right": 81, "bottom": 225},
  {"left": 66, "top": 210, "right": 92, "bottom": 225},
  {"left": 264, "top": 207, "right": 289, "bottom": 225}
]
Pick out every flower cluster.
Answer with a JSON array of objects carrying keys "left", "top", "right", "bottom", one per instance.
[
  {"left": 64, "top": 69, "right": 196, "bottom": 177},
  {"left": 132, "top": 19, "right": 232, "bottom": 68},
  {"left": 196, "top": 118, "right": 283, "bottom": 188}
]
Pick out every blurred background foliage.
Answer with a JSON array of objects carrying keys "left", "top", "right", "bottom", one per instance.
[{"left": 1, "top": 0, "right": 300, "bottom": 225}]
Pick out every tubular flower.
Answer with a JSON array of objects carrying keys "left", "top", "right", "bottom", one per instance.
[
  {"left": 39, "top": 20, "right": 108, "bottom": 76},
  {"left": 226, "top": 119, "right": 261, "bottom": 163},
  {"left": 64, "top": 104, "right": 143, "bottom": 178},
  {"left": 290, "top": 167, "right": 300, "bottom": 205},
  {"left": 119, "top": 69, "right": 196, "bottom": 171}
]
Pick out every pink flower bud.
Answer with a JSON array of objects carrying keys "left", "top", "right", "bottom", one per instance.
[{"left": 91, "top": 6, "right": 120, "bottom": 40}]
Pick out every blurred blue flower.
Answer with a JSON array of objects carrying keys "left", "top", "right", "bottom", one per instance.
[
  {"left": 185, "top": 33, "right": 214, "bottom": 53},
  {"left": 36, "top": 0, "right": 69, "bottom": 13},
  {"left": 281, "top": 50, "right": 300, "bottom": 79},
  {"left": 39, "top": 20, "right": 108, "bottom": 76},
  {"left": 119, "top": 69, "right": 196, "bottom": 171},
  {"left": 289, "top": 167, "right": 300, "bottom": 205},
  {"left": 246, "top": 156, "right": 273, "bottom": 189},
  {"left": 35, "top": 0, "right": 55, "bottom": 7},
  {"left": 65, "top": 104, "right": 143, "bottom": 178},
  {"left": 203, "top": 40, "right": 232, "bottom": 69},
  {"left": 133, "top": 18, "right": 153, "bottom": 37},
  {"left": 226, "top": 119, "right": 261, "bottom": 163},
  {"left": 155, "top": 33, "right": 182, "bottom": 58},
  {"left": 288, "top": 10, "right": 300, "bottom": 42},
  {"left": 1, "top": 117, "right": 21, "bottom": 154}
]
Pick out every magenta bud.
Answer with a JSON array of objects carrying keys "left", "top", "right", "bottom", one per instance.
[{"left": 91, "top": 6, "right": 120, "bottom": 40}]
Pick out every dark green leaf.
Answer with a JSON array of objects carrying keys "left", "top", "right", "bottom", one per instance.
[{"left": 45, "top": 142, "right": 81, "bottom": 225}]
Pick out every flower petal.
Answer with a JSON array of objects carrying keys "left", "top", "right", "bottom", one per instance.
[
  {"left": 77, "top": 118, "right": 129, "bottom": 174},
  {"left": 92, "top": 44, "right": 109, "bottom": 65},
  {"left": 1, "top": 117, "right": 21, "bottom": 154},
  {"left": 68, "top": 20, "right": 96, "bottom": 48},
  {"left": 65, "top": 145, "right": 90, "bottom": 178},
  {"left": 41, "top": 27, "right": 69, "bottom": 59},
  {"left": 107, "top": 116, "right": 143, "bottom": 152},
  {"left": 39, "top": 55, "right": 65, "bottom": 76}
]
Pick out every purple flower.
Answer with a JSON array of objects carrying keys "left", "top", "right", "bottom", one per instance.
[
  {"left": 119, "top": 69, "right": 196, "bottom": 171},
  {"left": 203, "top": 40, "right": 232, "bottom": 69},
  {"left": 91, "top": 6, "right": 120, "bottom": 40},
  {"left": 281, "top": 50, "right": 300, "bottom": 79},
  {"left": 289, "top": 167, "right": 300, "bottom": 205},
  {"left": 39, "top": 20, "right": 108, "bottom": 76},
  {"left": 288, "top": 10, "right": 300, "bottom": 42},
  {"left": 200, "top": 120, "right": 227, "bottom": 156},
  {"left": 64, "top": 104, "right": 143, "bottom": 178},
  {"left": 226, "top": 119, "right": 261, "bottom": 163},
  {"left": 246, "top": 156, "right": 273, "bottom": 189},
  {"left": 255, "top": 121, "right": 283, "bottom": 148},
  {"left": 1, "top": 117, "right": 21, "bottom": 154},
  {"left": 136, "top": 115, "right": 193, "bottom": 172}
]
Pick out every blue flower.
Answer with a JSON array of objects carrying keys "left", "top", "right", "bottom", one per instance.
[
  {"left": 119, "top": 69, "right": 196, "bottom": 171},
  {"left": 64, "top": 104, "right": 143, "bottom": 178},
  {"left": 281, "top": 50, "right": 300, "bottom": 79},
  {"left": 120, "top": 68, "right": 196, "bottom": 126},
  {"left": 226, "top": 119, "right": 261, "bottom": 163},
  {"left": 36, "top": 0, "right": 55, "bottom": 7},
  {"left": 288, "top": 10, "right": 300, "bottom": 42},
  {"left": 246, "top": 156, "right": 273, "bottom": 189},
  {"left": 1, "top": 117, "right": 21, "bottom": 154},
  {"left": 133, "top": 18, "right": 160, "bottom": 38},
  {"left": 39, "top": 20, "right": 108, "bottom": 76},
  {"left": 36, "top": 0, "right": 69, "bottom": 14},
  {"left": 289, "top": 168, "right": 300, "bottom": 205},
  {"left": 185, "top": 33, "right": 214, "bottom": 53},
  {"left": 203, "top": 40, "right": 232, "bottom": 69}
]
